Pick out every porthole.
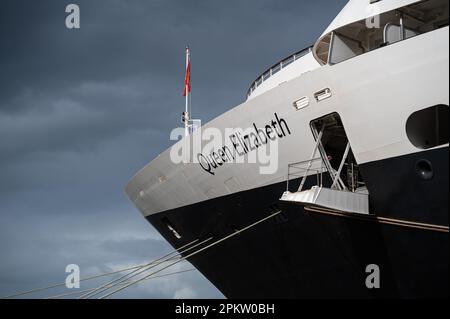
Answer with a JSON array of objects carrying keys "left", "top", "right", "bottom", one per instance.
[
  {"left": 406, "top": 105, "right": 449, "bottom": 149},
  {"left": 415, "top": 159, "right": 434, "bottom": 181}
]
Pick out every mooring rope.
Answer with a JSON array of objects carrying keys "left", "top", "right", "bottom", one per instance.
[
  {"left": 99, "top": 210, "right": 282, "bottom": 299},
  {"left": 3, "top": 210, "right": 282, "bottom": 299},
  {"left": 45, "top": 268, "right": 196, "bottom": 299},
  {"left": 1, "top": 238, "right": 200, "bottom": 299},
  {"left": 80, "top": 237, "right": 213, "bottom": 299}
]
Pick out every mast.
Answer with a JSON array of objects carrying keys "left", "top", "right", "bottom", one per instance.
[{"left": 184, "top": 46, "right": 191, "bottom": 137}]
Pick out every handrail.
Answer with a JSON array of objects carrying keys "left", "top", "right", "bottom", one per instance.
[
  {"left": 288, "top": 157, "right": 323, "bottom": 168},
  {"left": 286, "top": 157, "right": 325, "bottom": 192},
  {"left": 246, "top": 46, "right": 313, "bottom": 99}
]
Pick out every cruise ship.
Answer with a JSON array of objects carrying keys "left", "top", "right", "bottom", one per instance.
[{"left": 126, "top": 0, "right": 449, "bottom": 298}]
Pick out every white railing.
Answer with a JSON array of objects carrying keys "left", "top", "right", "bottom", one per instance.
[
  {"left": 246, "top": 46, "right": 313, "bottom": 99},
  {"left": 286, "top": 157, "right": 326, "bottom": 193}
]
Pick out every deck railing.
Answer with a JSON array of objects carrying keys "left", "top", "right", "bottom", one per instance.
[
  {"left": 286, "top": 157, "right": 326, "bottom": 193},
  {"left": 246, "top": 46, "right": 313, "bottom": 99}
]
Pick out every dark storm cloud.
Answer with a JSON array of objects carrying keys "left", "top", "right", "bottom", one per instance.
[{"left": 0, "top": 0, "right": 348, "bottom": 298}]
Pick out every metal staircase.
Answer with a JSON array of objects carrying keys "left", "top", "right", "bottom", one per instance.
[{"left": 281, "top": 118, "right": 370, "bottom": 215}]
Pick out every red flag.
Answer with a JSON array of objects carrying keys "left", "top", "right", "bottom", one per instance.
[{"left": 183, "top": 59, "right": 191, "bottom": 97}]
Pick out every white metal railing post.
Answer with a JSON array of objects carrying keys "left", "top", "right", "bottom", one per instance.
[
  {"left": 400, "top": 14, "right": 405, "bottom": 40},
  {"left": 286, "top": 164, "right": 290, "bottom": 192}
]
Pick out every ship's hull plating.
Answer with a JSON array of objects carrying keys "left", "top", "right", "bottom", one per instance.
[{"left": 147, "top": 148, "right": 448, "bottom": 298}]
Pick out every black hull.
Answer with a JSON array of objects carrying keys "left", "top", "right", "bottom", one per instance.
[{"left": 147, "top": 148, "right": 449, "bottom": 298}]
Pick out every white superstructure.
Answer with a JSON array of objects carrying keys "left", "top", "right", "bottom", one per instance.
[{"left": 126, "top": 0, "right": 449, "bottom": 217}]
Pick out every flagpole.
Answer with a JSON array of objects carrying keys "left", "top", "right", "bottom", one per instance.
[{"left": 185, "top": 46, "right": 190, "bottom": 137}]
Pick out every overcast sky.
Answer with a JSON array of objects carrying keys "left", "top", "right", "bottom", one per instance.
[{"left": 0, "top": 0, "right": 347, "bottom": 299}]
